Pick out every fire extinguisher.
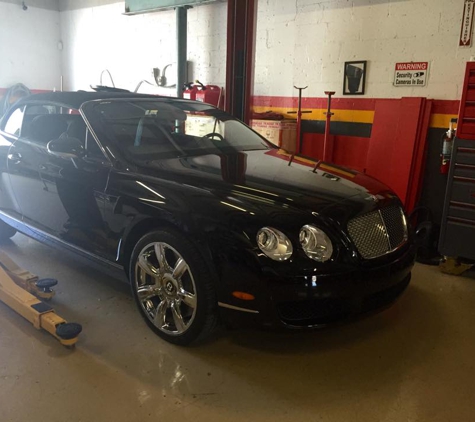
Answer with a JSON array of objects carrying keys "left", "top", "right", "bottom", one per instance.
[{"left": 440, "top": 118, "right": 457, "bottom": 174}]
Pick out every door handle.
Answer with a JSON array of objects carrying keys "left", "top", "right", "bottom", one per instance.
[{"left": 7, "top": 152, "right": 22, "bottom": 164}]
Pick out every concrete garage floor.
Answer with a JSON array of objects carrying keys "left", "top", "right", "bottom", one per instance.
[{"left": 1, "top": 234, "right": 475, "bottom": 422}]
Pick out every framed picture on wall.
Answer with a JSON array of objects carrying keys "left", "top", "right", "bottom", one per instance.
[{"left": 343, "top": 61, "right": 367, "bottom": 95}]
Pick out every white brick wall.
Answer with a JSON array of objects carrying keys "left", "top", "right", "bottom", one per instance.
[
  {"left": 0, "top": 2, "right": 61, "bottom": 90},
  {"left": 255, "top": 0, "right": 475, "bottom": 100},
  {"left": 3, "top": 0, "right": 471, "bottom": 101},
  {"left": 60, "top": 1, "right": 227, "bottom": 93}
]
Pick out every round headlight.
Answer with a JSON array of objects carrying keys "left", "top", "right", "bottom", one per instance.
[
  {"left": 257, "top": 227, "right": 293, "bottom": 261},
  {"left": 299, "top": 225, "right": 333, "bottom": 262}
]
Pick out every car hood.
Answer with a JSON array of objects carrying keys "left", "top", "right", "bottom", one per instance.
[{"left": 133, "top": 149, "right": 397, "bottom": 220}]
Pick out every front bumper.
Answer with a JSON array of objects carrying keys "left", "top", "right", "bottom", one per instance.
[{"left": 218, "top": 242, "right": 416, "bottom": 329}]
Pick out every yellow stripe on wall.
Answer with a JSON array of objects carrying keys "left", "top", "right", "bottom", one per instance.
[
  {"left": 253, "top": 106, "right": 457, "bottom": 129},
  {"left": 252, "top": 106, "right": 375, "bottom": 124},
  {"left": 429, "top": 114, "right": 458, "bottom": 129}
]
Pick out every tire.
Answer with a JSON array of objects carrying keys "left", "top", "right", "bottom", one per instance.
[
  {"left": 0, "top": 219, "right": 16, "bottom": 242},
  {"left": 129, "top": 228, "right": 218, "bottom": 346}
]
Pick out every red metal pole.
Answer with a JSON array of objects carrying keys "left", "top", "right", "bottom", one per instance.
[
  {"left": 323, "top": 91, "right": 335, "bottom": 162},
  {"left": 225, "top": 0, "right": 257, "bottom": 124},
  {"left": 296, "top": 88, "right": 303, "bottom": 153},
  {"left": 288, "top": 86, "right": 311, "bottom": 154}
]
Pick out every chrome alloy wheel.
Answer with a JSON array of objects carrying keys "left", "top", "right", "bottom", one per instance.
[{"left": 134, "top": 242, "right": 197, "bottom": 336}]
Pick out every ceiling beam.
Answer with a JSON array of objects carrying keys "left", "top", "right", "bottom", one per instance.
[{"left": 0, "top": 0, "right": 59, "bottom": 11}]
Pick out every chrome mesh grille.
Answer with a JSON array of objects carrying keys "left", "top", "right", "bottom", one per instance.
[
  {"left": 380, "top": 206, "right": 407, "bottom": 249},
  {"left": 347, "top": 206, "right": 407, "bottom": 259}
]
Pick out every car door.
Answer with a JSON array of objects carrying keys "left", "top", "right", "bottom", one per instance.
[
  {"left": 0, "top": 104, "right": 26, "bottom": 219},
  {"left": 7, "top": 102, "right": 113, "bottom": 258}
]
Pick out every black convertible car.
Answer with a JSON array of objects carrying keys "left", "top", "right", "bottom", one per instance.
[{"left": 0, "top": 91, "right": 415, "bottom": 345}]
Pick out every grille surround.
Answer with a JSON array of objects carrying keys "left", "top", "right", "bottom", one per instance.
[
  {"left": 347, "top": 206, "right": 408, "bottom": 259},
  {"left": 277, "top": 276, "right": 411, "bottom": 326}
]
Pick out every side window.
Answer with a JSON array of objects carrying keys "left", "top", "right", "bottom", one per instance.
[
  {"left": 25, "top": 104, "right": 56, "bottom": 115},
  {"left": 22, "top": 104, "right": 84, "bottom": 146},
  {"left": 3, "top": 106, "right": 25, "bottom": 136}
]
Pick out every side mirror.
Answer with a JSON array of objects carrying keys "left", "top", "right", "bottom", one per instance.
[{"left": 47, "top": 137, "right": 85, "bottom": 159}]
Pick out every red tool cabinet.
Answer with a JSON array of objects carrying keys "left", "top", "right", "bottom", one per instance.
[
  {"left": 456, "top": 62, "right": 475, "bottom": 140},
  {"left": 439, "top": 62, "right": 475, "bottom": 260}
]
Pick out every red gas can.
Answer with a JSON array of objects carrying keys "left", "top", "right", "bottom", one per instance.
[
  {"left": 196, "top": 85, "right": 222, "bottom": 107},
  {"left": 183, "top": 82, "right": 200, "bottom": 100}
]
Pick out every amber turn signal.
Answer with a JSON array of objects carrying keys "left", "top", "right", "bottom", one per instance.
[{"left": 232, "top": 291, "right": 255, "bottom": 301}]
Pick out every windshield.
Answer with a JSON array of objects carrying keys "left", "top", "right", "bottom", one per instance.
[{"left": 83, "top": 99, "right": 273, "bottom": 161}]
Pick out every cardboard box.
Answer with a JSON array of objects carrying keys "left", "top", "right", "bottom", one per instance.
[{"left": 250, "top": 119, "right": 297, "bottom": 151}]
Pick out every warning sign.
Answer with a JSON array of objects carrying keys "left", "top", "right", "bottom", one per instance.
[
  {"left": 394, "top": 62, "right": 429, "bottom": 87},
  {"left": 460, "top": 0, "right": 475, "bottom": 46}
]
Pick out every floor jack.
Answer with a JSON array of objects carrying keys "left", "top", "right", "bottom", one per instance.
[{"left": 0, "top": 251, "right": 82, "bottom": 347}]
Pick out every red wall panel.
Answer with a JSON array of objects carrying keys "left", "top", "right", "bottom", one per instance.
[
  {"left": 301, "top": 134, "right": 369, "bottom": 173},
  {"left": 366, "top": 98, "right": 428, "bottom": 206},
  {"left": 365, "top": 99, "right": 400, "bottom": 191},
  {"left": 301, "top": 134, "right": 324, "bottom": 159},
  {"left": 332, "top": 136, "right": 369, "bottom": 173}
]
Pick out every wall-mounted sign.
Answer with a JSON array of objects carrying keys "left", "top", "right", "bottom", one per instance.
[
  {"left": 125, "top": 0, "right": 218, "bottom": 14},
  {"left": 394, "top": 62, "right": 429, "bottom": 87},
  {"left": 343, "top": 61, "right": 367, "bottom": 95},
  {"left": 460, "top": 0, "right": 475, "bottom": 46}
]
